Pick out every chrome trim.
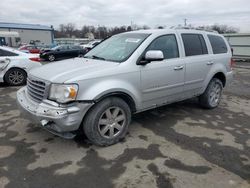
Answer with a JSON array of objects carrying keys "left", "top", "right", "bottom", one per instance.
[{"left": 26, "top": 75, "right": 50, "bottom": 102}]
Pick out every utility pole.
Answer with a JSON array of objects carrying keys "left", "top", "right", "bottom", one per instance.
[
  {"left": 184, "top": 18, "right": 187, "bottom": 27},
  {"left": 98, "top": 24, "right": 101, "bottom": 39}
]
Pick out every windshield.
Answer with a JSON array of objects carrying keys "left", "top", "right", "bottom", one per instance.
[{"left": 84, "top": 33, "right": 150, "bottom": 62}]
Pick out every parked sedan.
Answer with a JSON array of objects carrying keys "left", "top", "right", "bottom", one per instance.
[
  {"left": 19, "top": 45, "right": 41, "bottom": 54},
  {"left": 40, "top": 45, "right": 87, "bottom": 62},
  {"left": 0, "top": 46, "right": 42, "bottom": 86}
]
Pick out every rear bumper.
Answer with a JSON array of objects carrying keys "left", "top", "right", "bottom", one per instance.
[
  {"left": 225, "top": 70, "right": 233, "bottom": 87},
  {"left": 17, "top": 87, "right": 93, "bottom": 137}
]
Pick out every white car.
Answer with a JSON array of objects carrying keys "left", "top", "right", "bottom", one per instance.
[{"left": 0, "top": 46, "right": 42, "bottom": 86}]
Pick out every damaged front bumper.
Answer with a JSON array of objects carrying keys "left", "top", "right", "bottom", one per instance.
[{"left": 17, "top": 87, "right": 93, "bottom": 138}]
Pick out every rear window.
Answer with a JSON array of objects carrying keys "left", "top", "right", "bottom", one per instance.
[
  {"left": 181, "top": 34, "right": 208, "bottom": 56},
  {"left": 0, "top": 49, "right": 18, "bottom": 57},
  {"left": 208, "top": 35, "right": 228, "bottom": 54}
]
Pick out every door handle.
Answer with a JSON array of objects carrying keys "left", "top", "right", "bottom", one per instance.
[
  {"left": 207, "top": 61, "right": 214, "bottom": 65},
  {"left": 174, "top": 65, "right": 184, "bottom": 70}
]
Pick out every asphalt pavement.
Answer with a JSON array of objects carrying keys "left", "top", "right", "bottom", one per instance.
[{"left": 0, "top": 67, "right": 249, "bottom": 188}]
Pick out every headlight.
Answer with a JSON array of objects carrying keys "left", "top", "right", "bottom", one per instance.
[{"left": 49, "top": 84, "right": 78, "bottom": 103}]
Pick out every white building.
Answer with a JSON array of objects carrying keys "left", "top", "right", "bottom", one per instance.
[
  {"left": 224, "top": 33, "right": 250, "bottom": 60},
  {"left": 0, "top": 22, "right": 54, "bottom": 47}
]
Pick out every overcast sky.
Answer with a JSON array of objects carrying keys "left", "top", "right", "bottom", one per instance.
[{"left": 0, "top": 0, "right": 250, "bottom": 32}]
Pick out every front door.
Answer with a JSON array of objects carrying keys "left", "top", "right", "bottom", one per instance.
[{"left": 140, "top": 34, "right": 185, "bottom": 109}]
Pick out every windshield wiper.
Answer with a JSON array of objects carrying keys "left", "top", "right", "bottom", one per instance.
[
  {"left": 92, "top": 55, "right": 106, "bottom": 61},
  {"left": 84, "top": 55, "right": 106, "bottom": 61}
]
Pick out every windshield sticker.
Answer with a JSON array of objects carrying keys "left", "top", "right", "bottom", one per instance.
[{"left": 125, "top": 38, "right": 141, "bottom": 43}]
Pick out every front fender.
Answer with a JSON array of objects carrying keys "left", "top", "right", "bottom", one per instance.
[{"left": 76, "top": 79, "right": 142, "bottom": 110}]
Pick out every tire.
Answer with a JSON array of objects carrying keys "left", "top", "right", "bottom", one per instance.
[
  {"left": 48, "top": 54, "right": 55, "bottom": 62},
  {"left": 199, "top": 78, "right": 223, "bottom": 109},
  {"left": 78, "top": 54, "right": 84, "bottom": 58},
  {"left": 83, "top": 97, "right": 131, "bottom": 146},
  {"left": 4, "top": 68, "right": 27, "bottom": 86}
]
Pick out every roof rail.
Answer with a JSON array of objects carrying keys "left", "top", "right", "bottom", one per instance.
[{"left": 169, "top": 26, "right": 218, "bottom": 33}]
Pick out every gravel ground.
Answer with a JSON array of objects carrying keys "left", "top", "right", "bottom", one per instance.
[{"left": 0, "top": 67, "right": 249, "bottom": 188}]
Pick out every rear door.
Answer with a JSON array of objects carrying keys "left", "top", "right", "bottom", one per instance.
[
  {"left": 179, "top": 32, "right": 213, "bottom": 97},
  {"left": 140, "top": 34, "right": 185, "bottom": 109},
  {"left": 207, "top": 34, "right": 231, "bottom": 71},
  {"left": 0, "top": 49, "right": 8, "bottom": 70},
  {"left": 70, "top": 46, "right": 81, "bottom": 57},
  {"left": 0, "top": 49, "right": 17, "bottom": 70}
]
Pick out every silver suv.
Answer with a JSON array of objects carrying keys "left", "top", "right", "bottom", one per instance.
[{"left": 17, "top": 29, "right": 233, "bottom": 146}]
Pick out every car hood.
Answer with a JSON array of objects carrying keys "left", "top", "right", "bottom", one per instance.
[{"left": 29, "top": 58, "right": 119, "bottom": 83}]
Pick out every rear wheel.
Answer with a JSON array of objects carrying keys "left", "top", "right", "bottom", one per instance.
[
  {"left": 83, "top": 97, "right": 131, "bottom": 146},
  {"left": 199, "top": 78, "right": 223, "bottom": 109},
  {"left": 5, "top": 68, "right": 27, "bottom": 86}
]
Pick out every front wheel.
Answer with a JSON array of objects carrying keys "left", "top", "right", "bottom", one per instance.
[
  {"left": 199, "top": 78, "right": 223, "bottom": 109},
  {"left": 83, "top": 97, "right": 131, "bottom": 146},
  {"left": 78, "top": 53, "right": 84, "bottom": 58}
]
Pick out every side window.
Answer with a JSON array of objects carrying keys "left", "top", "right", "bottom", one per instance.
[
  {"left": 72, "top": 46, "right": 81, "bottom": 50},
  {"left": 147, "top": 35, "right": 179, "bottom": 59},
  {"left": 181, "top": 34, "right": 208, "bottom": 56},
  {"left": 0, "top": 49, "right": 4, "bottom": 56},
  {"left": 0, "top": 49, "right": 18, "bottom": 57},
  {"left": 208, "top": 35, "right": 228, "bottom": 54}
]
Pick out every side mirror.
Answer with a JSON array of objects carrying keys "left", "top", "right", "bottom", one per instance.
[
  {"left": 138, "top": 50, "right": 164, "bottom": 65},
  {"left": 145, "top": 50, "right": 164, "bottom": 61}
]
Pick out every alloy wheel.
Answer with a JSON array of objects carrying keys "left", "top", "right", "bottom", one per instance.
[
  {"left": 8, "top": 70, "right": 24, "bottom": 85},
  {"left": 98, "top": 107, "right": 126, "bottom": 139},
  {"left": 209, "top": 82, "right": 222, "bottom": 107}
]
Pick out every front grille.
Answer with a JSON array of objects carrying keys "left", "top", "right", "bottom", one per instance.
[{"left": 27, "top": 77, "right": 47, "bottom": 102}]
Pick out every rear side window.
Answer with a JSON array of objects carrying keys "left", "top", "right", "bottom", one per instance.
[
  {"left": 147, "top": 34, "right": 179, "bottom": 59},
  {"left": 0, "top": 49, "right": 18, "bottom": 57},
  {"left": 208, "top": 35, "right": 228, "bottom": 54},
  {"left": 181, "top": 34, "right": 208, "bottom": 56}
]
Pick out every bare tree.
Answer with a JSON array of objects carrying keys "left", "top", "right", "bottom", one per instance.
[
  {"left": 54, "top": 24, "right": 151, "bottom": 39},
  {"left": 210, "top": 24, "right": 238, "bottom": 34},
  {"left": 197, "top": 24, "right": 239, "bottom": 34}
]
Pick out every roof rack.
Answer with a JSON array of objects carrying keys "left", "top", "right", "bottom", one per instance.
[{"left": 169, "top": 26, "right": 218, "bottom": 33}]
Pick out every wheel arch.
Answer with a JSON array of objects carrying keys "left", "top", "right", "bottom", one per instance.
[
  {"left": 94, "top": 91, "right": 137, "bottom": 113},
  {"left": 212, "top": 72, "right": 226, "bottom": 87}
]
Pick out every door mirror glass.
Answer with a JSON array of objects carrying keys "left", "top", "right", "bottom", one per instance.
[{"left": 145, "top": 50, "right": 164, "bottom": 61}]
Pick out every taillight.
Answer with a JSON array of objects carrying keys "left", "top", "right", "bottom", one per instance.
[
  {"left": 29, "top": 57, "right": 41, "bottom": 62},
  {"left": 230, "top": 58, "right": 235, "bottom": 69}
]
